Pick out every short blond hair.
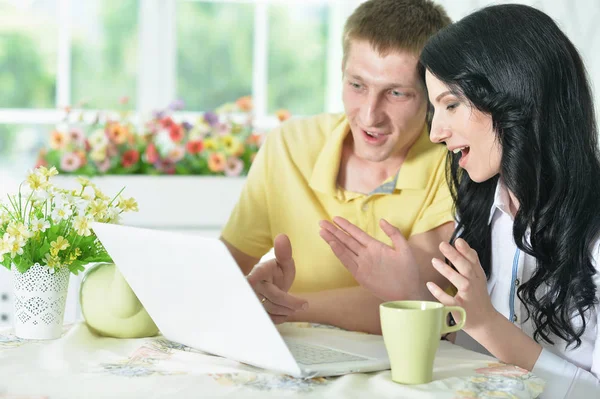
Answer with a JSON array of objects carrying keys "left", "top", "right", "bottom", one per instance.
[{"left": 343, "top": 0, "right": 451, "bottom": 66}]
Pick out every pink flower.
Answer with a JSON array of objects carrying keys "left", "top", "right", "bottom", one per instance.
[
  {"left": 224, "top": 157, "right": 244, "bottom": 177},
  {"left": 167, "top": 146, "right": 185, "bottom": 163},
  {"left": 60, "top": 152, "right": 82, "bottom": 172},
  {"left": 96, "top": 158, "right": 111, "bottom": 173},
  {"left": 69, "top": 128, "right": 86, "bottom": 147},
  {"left": 215, "top": 122, "right": 232, "bottom": 136},
  {"left": 145, "top": 143, "right": 159, "bottom": 164}
]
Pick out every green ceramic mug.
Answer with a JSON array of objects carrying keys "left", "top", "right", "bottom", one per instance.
[{"left": 380, "top": 300, "right": 466, "bottom": 385}]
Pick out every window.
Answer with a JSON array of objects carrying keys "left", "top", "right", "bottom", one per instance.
[
  {"left": 0, "top": 0, "right": 354, "bottom": 178},
  {"left": 71, "top": 0, "right": 139, "bottom": 108},
  {"left": 267, "top": 3, "right": 328, "bottom": 115},
  {"left": 0, "top": 0, "right": 58, "bottom": 109},
  {"left": 176, "top": 1, "right": 254, "bottom": 111}
]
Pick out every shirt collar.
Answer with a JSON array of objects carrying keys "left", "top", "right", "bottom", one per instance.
[
  {"left": 488, "top": 178, "right": 514, "bottom": 225},
  {"left": 309, "top": 115, "right": 434, "bottom": 197}
]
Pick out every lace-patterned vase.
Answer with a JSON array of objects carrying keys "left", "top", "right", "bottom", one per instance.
[{"left": 12, "top": 263, "right": 70, "bottom": 339}]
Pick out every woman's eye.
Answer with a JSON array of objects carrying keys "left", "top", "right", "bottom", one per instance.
[{"left": 446, "top": 103, "right": 459, "bottom": 111}]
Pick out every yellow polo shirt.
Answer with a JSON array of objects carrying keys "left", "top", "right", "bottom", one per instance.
[{"left": 221, "top": 113, "right": 453, "bottom": 293}]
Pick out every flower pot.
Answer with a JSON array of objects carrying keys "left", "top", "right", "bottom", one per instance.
[
  {"left": 52, "top": 175, "right": 246, "bottom": 231},
  {"left": 12, "top": 263, "right": 70, "bottom": 339}
]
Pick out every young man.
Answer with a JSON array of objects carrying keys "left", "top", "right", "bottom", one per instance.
[{"left": 220, "top": 0, "right": 453, "bottom": 334}]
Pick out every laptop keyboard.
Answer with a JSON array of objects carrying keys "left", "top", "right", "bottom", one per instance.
[{"left": 285, "top": 341, "right": 369, "bottom": 365}]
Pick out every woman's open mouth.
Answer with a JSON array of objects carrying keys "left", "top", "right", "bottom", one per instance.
[{"left": 453, "top": 146, "right": 470, "bottom": 167}]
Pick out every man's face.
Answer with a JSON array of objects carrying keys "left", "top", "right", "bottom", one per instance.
[{"left": 342, "top": 40, "right": 428, "bottom": 163}]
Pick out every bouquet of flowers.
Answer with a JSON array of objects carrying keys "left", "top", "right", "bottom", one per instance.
[
  {"left": 0, "top": 166, "right": 138, "bottom": 274},
  {"left": 36, "top": 97, "right": 291, "bottom": 177}
]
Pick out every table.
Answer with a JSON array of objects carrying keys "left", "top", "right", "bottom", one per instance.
[{"left": 0, "top": 323, "right": 544, "bottom": 399}]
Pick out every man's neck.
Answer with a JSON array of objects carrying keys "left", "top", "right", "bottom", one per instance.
[{"left": 337, "top": 137, "right": 412, "bottom": 194}]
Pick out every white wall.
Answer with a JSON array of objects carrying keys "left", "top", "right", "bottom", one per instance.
[{"left": 347, "top": 0, "right": 600, "bottom": 121}]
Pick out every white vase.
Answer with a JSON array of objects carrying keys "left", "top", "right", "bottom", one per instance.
[{"left": 12, "top": 263, "right": 70, "bottom": 339}]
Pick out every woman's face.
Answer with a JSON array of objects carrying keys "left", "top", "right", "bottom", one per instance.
[{"left": 426, "top": 70, "right": 502, "bottom": 183}]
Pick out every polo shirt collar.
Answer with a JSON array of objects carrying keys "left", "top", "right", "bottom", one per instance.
[{"left": 309, "top": 115, "right": 432, "bottom": 196}]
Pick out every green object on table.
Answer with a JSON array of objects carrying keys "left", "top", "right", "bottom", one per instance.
[
  {"left": 80, "top": 263, "right": 159, "bottom": 338},
  {"left": 380, "top": 300, "right": 466, "bottom": 385}
]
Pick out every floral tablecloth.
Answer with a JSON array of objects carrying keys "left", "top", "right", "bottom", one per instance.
[{"left": 0, "top": 323, "right": 544, "bottom": 399}]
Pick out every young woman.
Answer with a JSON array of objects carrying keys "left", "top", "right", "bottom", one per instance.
[{"left": 319, "top": 4, "right": 600, "bottom": 397}]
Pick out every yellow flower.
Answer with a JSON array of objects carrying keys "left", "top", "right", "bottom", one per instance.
[
  {"left": 73, "top": 215, "right": 92, "bottom": 236},
  {"left": 89, "top": 199, "right": 108, "bottom": 217},
  {"left": 118, "top": 197, "right": 139, "bottom": 212},
  {"left": 69, "top": 248, "right": 82, "bottom": 261},
  {"left": 221, "top": 135, "right": 244, "bottom": 156},
  {"left": 10, "top": 239, "right": 24, "bottom": 258},
  {"left": 44, "top": 253, "right": 61, "bottom": 269},
  {"left": 26, "top": 171, "right": 47, "bottom": 191},
  {"left": 204, "top": 138, "right": 218, "bottom": 151},
  {"left": 50, "top": 236, "right": 70, "bottom": 255},
  {"left": 76, "top": 176, "right": 92, "bottom": 188},
  {"left": 37, "top": 166, "right": 58, "bottom": 179},
  {"left": 90, "top": 146, "right": 107, "bottom": 162},
  {"left": 94, "top": 189, "right": 110, "bottom": 202},
  {"left": 0, "top": 233, "right": 14, "bottom": 259},
  {"left": 6, "top": 222, "right": 31, "bottom": 241}
]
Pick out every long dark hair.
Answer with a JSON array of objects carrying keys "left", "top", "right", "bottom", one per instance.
[{"left": 420, "top": 4, "right": 600, "bottom": 347}]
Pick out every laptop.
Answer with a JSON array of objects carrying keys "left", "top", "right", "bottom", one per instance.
[{"left": 91, "top": 222, "right": 391, "bottom": 378}]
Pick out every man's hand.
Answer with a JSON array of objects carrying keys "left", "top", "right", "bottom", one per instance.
[
  {"left": 246, "top": 234, "right": 308, "bottom": 324},
  {"left": 319, "top": 217, "right": 423, "bottom": 301}
]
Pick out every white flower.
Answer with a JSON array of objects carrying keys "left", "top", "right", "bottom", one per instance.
[
  {"left": 51, "top": 204, "right": 73, "bottom": 223},
  {"left": 105, "top": 206, "right": 121, "bottom": 224},
  {"left": 72, "top": 197, "right": 89, "bottom": 214},
  {"left": 32, "top": 188, "right": 51, "bottom": 204},
  {"left": 89, "top": 128, "right": 108, "bottom": 148},
  {"left": 0, "top": 209, "right": 11, "bottom": 225},
  {"left": 30, "top": 217, "right": 50, "bottom": 233},
  {"left": 155, "top": 128, "right": 176, "bottom": 157}
]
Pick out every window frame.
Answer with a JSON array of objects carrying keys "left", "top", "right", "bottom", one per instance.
[{"left": 0, "top": 0, "right": 358, "bottom": 131}]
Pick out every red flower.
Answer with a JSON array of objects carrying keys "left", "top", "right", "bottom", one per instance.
[
  {"left": 160, "top": 117, "right": 175, "bottom": 129},
  {"left": 121, "top": 149, "right": 140, "bottom": 168},
  {"left": 169, "top": 124, "right": 184, "bottom": 142},
  {"left": 186, "top": 140, "right": 204, "bottom": 154},
  {"left": 145, "top": 143, "right": 159, "bottom": 164}
]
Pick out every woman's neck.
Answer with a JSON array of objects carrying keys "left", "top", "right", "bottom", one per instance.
[{"left": 507, "top": 190, "right": 520, "bottom": 218}]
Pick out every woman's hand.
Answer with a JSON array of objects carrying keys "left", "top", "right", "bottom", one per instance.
[
  {"left": 426, "top": 238, "right": 499, "bottom": 333},
  {"left": 319, "top": 217, "right": 422, "bottom": 301}
]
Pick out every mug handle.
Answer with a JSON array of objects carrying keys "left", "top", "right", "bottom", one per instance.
[{"left": 441, "top": 306, "right": 466, "bottom": 334}]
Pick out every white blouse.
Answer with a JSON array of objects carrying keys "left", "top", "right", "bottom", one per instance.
[{"left": 486, "top": 181, "right": 600, "bottom": 398}]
